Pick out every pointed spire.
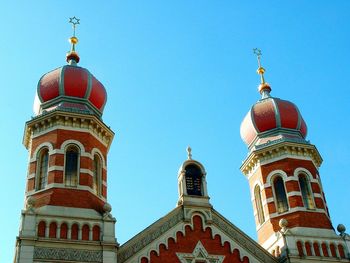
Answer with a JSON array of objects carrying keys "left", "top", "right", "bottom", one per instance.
[
  {"left": 66, "top": 16, "right": 80, "bottom": 65},
  {"left": 253, "top": 48, "right": 271, "bottom": 98},
  {"left": 187, "top": 146, "right": 192, "bottom": 160}
]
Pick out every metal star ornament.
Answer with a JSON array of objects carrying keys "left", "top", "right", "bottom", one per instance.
[
  {"left": 69, "top": 17, "right": 80, "bottom": 37},
  {"left": 253, "top": 48, "right": 262, "bottom": 57},
  {"left": 69, "top": 16, "right": 80, "bottom": 27}
]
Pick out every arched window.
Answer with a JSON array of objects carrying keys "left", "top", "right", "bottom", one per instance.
[
  {"left": 37, "top": 148, "right": 49, "bottom": 190},
  {"left": 60, "top": 223, "right": 68, "bottom": 239},
  {"left": 49, "top": 222, "right": 57, "bottom": 238},
  {"left": 37, "top": 221, "right": 46, "bottom": 237},
  {"left": 92, "top": 225, "right": 100, "bottom": 241},
  {"left": 254, "top": 185, "right": 265, "bottom": 224},
  {"left": 298, "top": 174, "right": 315, "bottom": 209},
  {"left": 93, "top": 154, "right": 102, "bottom": 195},
  {"left": 82, "top": 224, "right": 90, "bottom": 240},
  {"left": 71, "top": 223, "right": 79, "bottom": 240},
  {"left": 273, "top": 176, "right": 289, "bottom": 213},
  {"left": 64, "top": 145, "right": 79, "bottom": 186},
  {"left": 185, "top": 164, "right": 202, "bottom": 196}
]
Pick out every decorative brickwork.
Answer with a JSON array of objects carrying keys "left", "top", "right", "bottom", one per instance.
[{"left": 145, "top": 216, "right": 249, "bottom": 263}]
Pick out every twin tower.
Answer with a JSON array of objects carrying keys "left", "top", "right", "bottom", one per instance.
[{"left": 14, "top": 23, "right": 349, "bottom": 263}]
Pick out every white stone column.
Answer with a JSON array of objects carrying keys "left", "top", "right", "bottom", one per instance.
[
  {"left": 67, "top": 225, "right": 71, "bottom": 240},
  {"left": 56, "top": 225, "right": 61, "bottom": 239},
  {"left": 78, "top": 225, "right": 82, "bottom": 240},
  {"left": 45, "top": 225, "right": 49, "bottom": 238},
  {"left": 89, "top": 228, "right": 93, "bottom": 241}
]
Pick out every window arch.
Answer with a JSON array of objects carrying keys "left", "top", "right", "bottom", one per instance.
[
  {"left": 37, "top": 221, "right": 46, "bottom": 237},
  {"left": 92, "top": 225, "right": 100, "bottom": 241},
  {"left": 60, "top": 223, "right": 68, "bottom": 239},
  {"left": 71, "top": 223, "right": 79, "bottom": 240},
  {"left": 185, "top": 164, "right": 202, "bottom": 196},
  {"left": 82, "top": 224, "right": 90, "bottom": 240},
  {"left": 273, "top": 176, "right": 289, "bottom": 213},
  {"left": 64, "top": 145, "right": 79, "bottom": 186},
  {"left": 298, "top": 173, "right": 315, "bottom": 209},
  {"left": 254, "top": 185, "right": 265, "bottom": 224},
  {"left": 93, "top": 154, "right": 102, "bottom": 195},
  {"left": 37, "top": 148, "right": 49, "bottom": 190},
  {"left": 49, "top": 222, "right": 57, "bottom": 238}
]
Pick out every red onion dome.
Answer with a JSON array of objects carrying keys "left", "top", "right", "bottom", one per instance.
[
  {"left": 240, "top": 96, "right": 307, "bottom": 147},
  {"left": 34, "top": 65, "right": 107, "bottom": 117}
]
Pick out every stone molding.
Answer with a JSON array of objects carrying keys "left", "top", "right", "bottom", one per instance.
[
  {"left": 23, "top": 110, "right": 114, "bottom": 150},
  {"left": 118, "top": 207, "right": 184, "bottom": 262},
  {"left": 33, "top": 247, "right": 103, "bottom": 262},
  {"left": 241, "top": 142, "right": 322, "bottom": 177}
]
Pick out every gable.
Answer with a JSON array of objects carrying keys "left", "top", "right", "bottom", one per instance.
[{"left": 118, "top": 206, "right": 277, "bottom": 263}]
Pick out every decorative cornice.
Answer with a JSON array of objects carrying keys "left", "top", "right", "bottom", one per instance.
[
  {"left": 33, "top": 247, "right": 102, "bottom": 262},
  {"left": 23, "top": 110, "right": 114, "bottom": 151},
  {"left": 118, "top": 207, "right": 184, "bottom": 262},
  {"left": 241, "top": 141, "right": 322, "bottom": 177}
]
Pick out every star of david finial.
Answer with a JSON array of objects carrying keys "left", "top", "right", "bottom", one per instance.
[
  {"left": 66, "top": 17, "right": 81, "bottom": 65},
  {"left": 69, "top": 16, "right": 80, "bottom": 36},
  {"left": 253, "top": 48, "right": 272, "bottom": 97},
  {"left": 253, "top": 48, "right": 262, "bottom": 58},
  {"left": 253, "top": 48, "right": 266, "bottom": 84}
]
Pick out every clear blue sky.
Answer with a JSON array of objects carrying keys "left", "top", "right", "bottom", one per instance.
[{"left": 1, "top": 1, "right": 349, "bottom": 262}]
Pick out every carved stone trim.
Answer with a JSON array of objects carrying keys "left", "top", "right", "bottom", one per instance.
[
  {"left": 241, "top": 142, "right": 322, "bottom": 176},
  {"left": 33, "top": 247, "right": 102, "bottom": 262},
  {"left": 118, "top": 207, "right": 184, "bottom": 262},
  {"left": 23, "top": 111, "right": 114, "bottom": 150}
]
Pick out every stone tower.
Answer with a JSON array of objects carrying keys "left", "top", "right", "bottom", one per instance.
[
  {"left": 239, "top": 50, "right": 350, "bottom": 262},
  {"left": 14, "top": 18, "right": 118, "bottom": 263}
]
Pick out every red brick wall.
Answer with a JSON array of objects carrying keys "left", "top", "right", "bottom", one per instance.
[
  {"left": 32, "top": 188, "right": 105, "bottom": 213},
  {"left": 257, "top": 211, "right": 333, "bottom": 243},
  {"left": 27, "top": 127, "right": 108, "bottom": 208},
  {"left": 247, "top": 158, "right": 333, "bottom": 244},
  {"left": 142, "top": 216, "right": 250, "bottom": 263}
]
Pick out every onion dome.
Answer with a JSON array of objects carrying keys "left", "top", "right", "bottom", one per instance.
[
  {"left": 33, "top": 17, "right": 107, "bottom": 117},
  {"left": 240, "top": 49, "right": 307, "bottom": 148},
  {"left": 240, "top": 96, "right": 307, "bottom": 147}
]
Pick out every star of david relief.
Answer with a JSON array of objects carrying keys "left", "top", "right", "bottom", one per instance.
[{"left": 176, "top": 241, "right": 225, "bottom": 263}]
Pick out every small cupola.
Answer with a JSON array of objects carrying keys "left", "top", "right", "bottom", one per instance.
[{"left": 177, "top": 147, "right": 211, "bottom": 208}]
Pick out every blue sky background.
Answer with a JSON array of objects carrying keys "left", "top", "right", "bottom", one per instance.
[{"left": 1, "top": 1, "right": 349, "bottom": 262}]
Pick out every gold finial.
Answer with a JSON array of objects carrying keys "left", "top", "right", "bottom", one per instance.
[
  {"left": 253, "top": 48, "right": 271, "bottom": 96},
  {"left": 187, "top": 146, "right": 192, "bottom": 160},
  {"left": 67, "top": 17, "right": 80, "bottom": 64}
]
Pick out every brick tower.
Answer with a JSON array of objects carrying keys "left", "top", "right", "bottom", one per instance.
[
  {"left": 14, "top": 18, "right": 118, "bottom": 263},
  {"left": 239, "top": 50, "right": 350, "bottom": 262}
]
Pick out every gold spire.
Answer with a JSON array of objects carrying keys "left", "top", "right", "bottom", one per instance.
[
  {"left": 253, "top": 48, "right": 271, "bottom": 96},
  {"left": 66, "top": 17, "right": 80, "bottom": 64}
]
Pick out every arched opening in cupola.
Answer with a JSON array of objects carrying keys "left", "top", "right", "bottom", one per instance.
[{"left": 185, "top": 164, "right": 203, "bottom": 196}]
